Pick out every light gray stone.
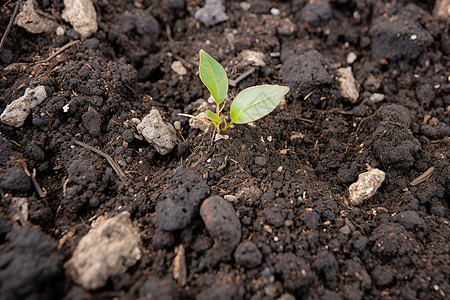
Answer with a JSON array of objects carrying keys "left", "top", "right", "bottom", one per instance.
[
  {"left": 1, "top": 86, "right": 47, "bottom": 127},
  {"left": 64, "top": 212, "right": 141, "bottom": 290},
  {"left": 137, "top": 109, "right": 178, "bottom": 155},
  {"left": 338, "top": 67, "right": 359, "bottom": 103},
  {"left": 194, "top": 0, "right": 228, "bottom": 27},
  {"left": 15, "top": 0, "right": 58, "bottom": 34},
  {"left": 62, "top": 0, "right": 98, "bottom": 39}
]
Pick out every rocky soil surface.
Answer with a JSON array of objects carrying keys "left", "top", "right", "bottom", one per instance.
[{"left": 0, "top": 0, "right": 449, "bottom": 299}]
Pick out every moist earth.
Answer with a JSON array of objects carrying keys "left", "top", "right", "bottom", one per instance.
[{"left": 0, "top": 0, "right": 449, "bottom": 299}]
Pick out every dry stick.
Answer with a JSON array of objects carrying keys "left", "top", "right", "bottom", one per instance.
[
  {"left": 34, "top": 40, "right": 80, "bottom": 65},
  {"left": 229, "top": 67, "right": 256, "bottom": 87},
  {"left": 31, "top": 168, "right": 46, "bottom": 198},
  {"left": 74, "top": 140, "right": 128, "bottom": 182},
  {"left": 0, "top": 0, "right": 20, "bottom": 53},
  {"left": 410, "top": 166, "right": 435, "bottom": 186}
]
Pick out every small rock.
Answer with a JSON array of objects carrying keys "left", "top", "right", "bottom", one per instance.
[
  {"left": 346, "top": 52, "right": 357, "bottom": 64},
  {"left": 241, "top": 50, "right": 266, "bottom": 67},
  {"left": 338, "top": 67, "right": 359, "bottom": 103},
  {"left": 188, "top": 112, "right": 211, "bottom": 132},
  {"left": 369, "top": 93, "right": 385, "bottom": 104},
  {"left": 347, "top": 166, "right": 385, "bottom": 206},
  {"left": 433, "top": 0, "right": 450, "bottom": 20},
  {"left": 234, "top": 241, "right": 263, "bottom": 269},
  {"left": 200, "top": 196, "right": 242, "bottom": 261},
  {"left": 194, "top": 0, "right": 228, "bottom": 27},
  {"left": 240, "top": 2, "right": 251, "bottom": 11},
  {"left": 171, "top": 61, "right": 187, "bottom": 76},
  {"left": 137, "top": 109, "right": 178, "bottom": 155},
  {"left": 224, "top": 194, "right": 237, "bottom": 202},
  {"left": 56, "top": 26, "right": 65, "bottom": 36},
  {"left": 15, "top": 0, "right": 58, "bottom": 34},
  {"left": 173, "top": 121, "right": 182, "bottom": 131},
  {"left": 62, "top": 0, "right": 98, "bottom": 39},
  {"left": 173, "top": 244, "right": 187, "bottom": 286},
  {"left": 1, "top": 86, "right": 47, "bottom": 127},
  {"left": 270, "top": 8, "right": 280, "bottom": 16},
  {"left": 64, "top": 212, "right": 141, "bottom": 290}
]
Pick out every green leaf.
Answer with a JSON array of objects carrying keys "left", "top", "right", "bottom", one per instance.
[
  {"left": 230, "top": 85, "right": 289, "bottom": 124},
  {"left": 205, "top": 110, "right": 223, "bottom": 125},
  {"left": 199, "top": 49, "right": 228, "bottom": 105}
]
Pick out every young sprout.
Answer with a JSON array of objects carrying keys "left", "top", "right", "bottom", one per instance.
[{"left": 180, "top": 49, "right": 289, "bottom": 135}]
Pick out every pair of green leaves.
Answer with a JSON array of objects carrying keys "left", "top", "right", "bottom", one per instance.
[{"left": 196, "top": 49, "right": 289, "bottom": 132}]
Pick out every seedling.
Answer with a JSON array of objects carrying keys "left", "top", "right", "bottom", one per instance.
[{"left": 180, "top": 49, "right": 289, "bottom": 135}]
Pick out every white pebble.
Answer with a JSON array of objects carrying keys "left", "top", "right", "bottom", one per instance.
[
  {"left": 410, "top": 34, "right": 417, "bottom": 40},
  {"left": 346, "top": 52, "right": 357, "bottom": 64},
  {"left": 347, "top": 166, "right": 385, "bottom": 205},
  {"left": 369, "top": 93, "right": 385, "bottom": 104},
  {"left": 270, "top": 8, "right": 280, "bottom": 16},
  {"left": 171, "top": 61, "right": 187, "bottom": 76},
  {"left": 224, "top": 195, "right": 237, "bottom": 202},
  {"left": 56, "top": 26, "right": 65, "bottom": 36}
]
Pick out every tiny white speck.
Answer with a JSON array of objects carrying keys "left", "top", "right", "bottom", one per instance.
[
  {"left": 267, "top": 136, "right": 272, "bottom": 142},
  {"left": 434, "top": 285, "right": 439, "bottom": 291},
  {"left": 207, "top": 158, "right": 212, "bottom": 163},
  {"left": 63, "top": 104, "right": 70, "bottom": 113},
  {"left": 117, "top": 206, "right": 122, "bottom": 210},
  {"left": 70, "top": 145, "right": 75, "bottom": 149},
  {"left": 274, "top": 236, "right": 279, "bottom": 241},
  {"left": 410, "top": 34, "right": 417, "bottom": 40},
  {"left": 139, "top": 160, "right": 142, "bottom": 164}
]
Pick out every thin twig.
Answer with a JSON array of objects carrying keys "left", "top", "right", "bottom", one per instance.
[
  {"left": 31, "top": 168, "right": 46, "bottom": 198},
  {"left": 410, "top": 166, "right": 434, "bottom": 186},
  {"left": 34, "top": 40, "right": 80, "bottom": 65},
  {"left": 74, "top": 140, "right": 128, "bottom": 182},
  {"left": 0, "top": 0, "right": 20, "bottom": 53},
  {"left": 297, "top": 117, "right": 315, "bottom": 124},
  {"left": 229, "top": 67, "right": 256, "bottom": 87}
]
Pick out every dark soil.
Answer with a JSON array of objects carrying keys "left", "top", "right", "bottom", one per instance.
[{"left": 1, "top": 0, "right": 449, "bottom": 299}]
